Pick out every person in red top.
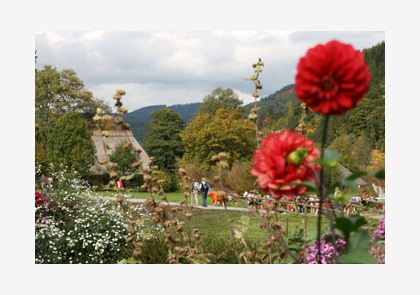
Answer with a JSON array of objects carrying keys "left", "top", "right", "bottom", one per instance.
[{"left": 361, "top": 191, "right": 368, "bottom": 206}]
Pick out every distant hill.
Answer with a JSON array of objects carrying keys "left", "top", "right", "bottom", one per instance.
[
  {"left": 124, "top": 86, "right": 297, "bottom": 143},
  {"left": 242, "top": 83, "right": 298, "bottom": 127},
  {"left": 123, "top": 41, "right": 384, "bottom": 148},
  {"left": 123, "top": 102, "right": 201, "bottom": 143}
]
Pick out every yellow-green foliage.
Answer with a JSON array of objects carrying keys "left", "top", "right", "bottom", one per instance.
[{"left": 180, "top": 108, "right": 257, "bottom": 168}]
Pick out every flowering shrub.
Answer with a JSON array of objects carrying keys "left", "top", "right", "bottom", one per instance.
[
  {"left": 250, "top": 129, "right": 321, "bottom": 200},
  {"left": 372, "top": 217, "right": 385, "bottom": 241},
  {"left": 35, "top": 165, "right": 162, "bottom": 264},
  {"left": 306, "top": 232, "right": 347, "bottom": 264},
  {"left": 369, "top": 217, "right": 385, "bottom": 264}
]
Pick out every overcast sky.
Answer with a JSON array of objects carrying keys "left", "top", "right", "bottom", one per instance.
[{"left": 35, "top": 31, "right": 385, "bottom": 112}]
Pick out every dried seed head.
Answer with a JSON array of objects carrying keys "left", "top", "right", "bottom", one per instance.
[
  {"left": 186, "top": 212, "right": 193, "bottom": 219},
  {"left": 211, "top": 155, "right": 220, "bottom": 162},
  {"left": 99, "top": 159, "right": 107, "bottom": 165},
  {"left": 252, "top": 92, "right": 260, "bottom": 98},
  {"left": 219, "top": 161, "right": 229, "bottom": 169},
  {"left": 218, "top": 152, "right": 228, "bottom": 159},
  {"left": 251, "top": 107, "right": 258, "bottom": 114},
  {"left": 116, "top": 89, "right": 126, "bottom": 95},
  {"left": 132, "top": 162, "right": 141, "bottom": 168},
  {"left": 113, "top": 93, "right": 122, "bottom": 100},
  {"left": 248, "top": 113, "right": 258, "bottom": 120},
  {"left": 143, "top": 174, "right": 152, "bottom": 181},
  {"left": 122, "top": 123, "right": 130, "bottom": 130},
  {"left": 271, "top": 221, "right": 283, "bottom": 230},
  {"left": 132, "top": 249, "right": 142, "bottom": 258},
  {"left": 151, "top": 215, "right": 160, "bottom": 223},
  {"left": 119, "top": 108, "right": 128, "bottom": 114},
  {"left": 123, "top": 142, "right": 131, "bottom": 149},
  {"left": 144, "top": 197, "right": 154, "bottom": 206},
  {"left": 155, "top": 207, "right": 164, "bottom": 214},
  {"left": 109, "top": 162, "right": 117, "bottom": 169},
  {"left": 126, "top": 236, "right": 134, "bottom": 243},
  {"left": 128, "top": 227, "right": 137, "bottom": 234},
  {"left": 179, "top": 199, "right": 186, "bottom": 205},
  {"left": 109, "top": 171, "right": 118, "bottom": 178},
  {"left": 114, "top": 117, "right": 123, "bottom": 124}
]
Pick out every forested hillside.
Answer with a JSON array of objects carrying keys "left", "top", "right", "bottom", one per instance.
[
  {"left": 248, "top": 41, "right": 385, "bottom": 172},
  {"left": 119, "top": 41, "right": 384, "bottom": 173},
  {"left": 124, "top": 102, "right": 201, "bottom": 142}
]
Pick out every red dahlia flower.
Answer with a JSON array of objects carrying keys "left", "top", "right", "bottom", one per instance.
[
  {"left": 295, "top": 40, "right": 371, "bottom": 115},
  {"left": 250, "top": 129, "right": 321, "bottom": 200}
]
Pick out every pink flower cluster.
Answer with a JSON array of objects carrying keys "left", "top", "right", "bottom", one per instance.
[
  {"left": 372, "top": 217, "right": 385, "bottom": 241},
  {"left": 306, "top": 233, "right": 346, "bottom": 264}
]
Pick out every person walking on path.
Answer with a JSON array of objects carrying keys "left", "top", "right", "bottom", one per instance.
[
  {"left": 199, "top": 178, "right": 210, "bottom": 207},
  {"left": 190, "top": 178, "right": 200, "bottom": 206}
]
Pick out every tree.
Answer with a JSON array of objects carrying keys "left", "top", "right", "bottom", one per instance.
[
  {"left": 35, "top": 65, "right": 111, "bottom": 164},
  {"left": 142, "top": 108, "right": 185, "bottom": 171},
  {"left": 328, "top": 134, "right": 358, "bottom": 172},
  {"left": 180, "top": 108, "right": 256, "bottom": 168},
  {"left": 352, "top": 133, "right": 372, "bottom": 169},
  {"left": 109, "top": 142, "right": 138, "bottom": 177},
  {"left": 47, "top": 111, "right": 95, "bottom": 177},
  {"left": 36, "top": 65, "right": 111, "bottom": 120},
  {"left": 196, "top": 87, "right": 243, "bottom": 116}
]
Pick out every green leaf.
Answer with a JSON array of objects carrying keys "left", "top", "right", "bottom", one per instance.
[
  {"left": 335, "top": 216, "right": 367, "bottom": 238},
  {"left": 370, "top": 169, "right": 385, "bottom": 179},
  {"left": 120, "top": 173, "right": 138, "bottom": 181},
  {"left": 345, "top": 170, "right": 368, "bottom": 181},
  {"left": 347, "top": 230, "right": 371, "bottom": 252},
  {"left": 337, "top": 251, "right": 377, "bottom": 264},
  {"left": 314, "top": 149, "right": 340, "bottom": 168}
]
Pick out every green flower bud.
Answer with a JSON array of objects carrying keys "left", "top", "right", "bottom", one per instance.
[{"left": 286, "top": 147, "right": 308, "bottom": 166}]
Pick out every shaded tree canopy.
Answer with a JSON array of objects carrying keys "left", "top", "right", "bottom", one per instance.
[
  {"left": 35, "top": 65, "right": 111, "bottom": 166},
  {"left": 47, "top": 111, "right": 95, "bottom": 177},
  {"left": 142, "top": 108, "right": 185, "bottom": 171},
  {"left": 109, "top": 142, "right": 139, "bottom": 177},
  {"left": 196, "top": 87, "right": 243, "bottom": 116}
]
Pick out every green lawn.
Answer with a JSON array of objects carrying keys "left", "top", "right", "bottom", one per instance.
[
  {"left": 91, "top": 190, "right": 250, "bottom": 208},
  {"left": 91, "top": 189, "right": 381, "bottom": 244}
]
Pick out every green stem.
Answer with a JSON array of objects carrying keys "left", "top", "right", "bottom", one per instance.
[{"left": 316, "top": 115, "right": 329, "bottom": 263}]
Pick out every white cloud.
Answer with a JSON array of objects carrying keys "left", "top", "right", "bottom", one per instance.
[{"left": 35, "top": 31, "right": 385, "bottom": 111}]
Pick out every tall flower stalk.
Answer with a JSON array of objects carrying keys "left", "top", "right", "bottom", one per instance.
[{"left": 251, "top": 39, "right": 372, "bottom": 263}]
